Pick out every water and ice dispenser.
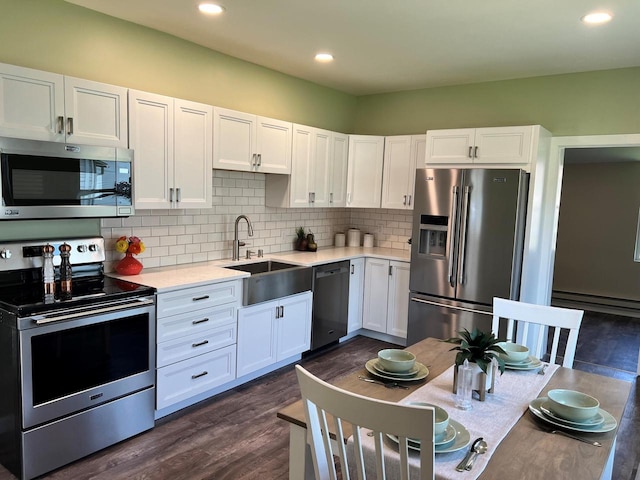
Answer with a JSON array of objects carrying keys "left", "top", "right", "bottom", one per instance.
[{"left": 417, "top": 215, "right": 449, "bottom": 257}]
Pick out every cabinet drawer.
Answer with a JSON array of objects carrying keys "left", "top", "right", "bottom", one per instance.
[
  {"left": 156, "top": 345, "right": 236, "bottom": 410},
  {"left": 157, "top": 322, "right": 237, "bottom": 368},
  {"left": 157, "top": 304, "right": 237, "bottom": 343},
  {"left": 156, "top": 280, "right": 241, "bottom": 318}
]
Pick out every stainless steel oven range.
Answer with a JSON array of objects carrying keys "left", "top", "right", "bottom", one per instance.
[{"left": 0, "top": 237, "right": 156, "bottom": 480}]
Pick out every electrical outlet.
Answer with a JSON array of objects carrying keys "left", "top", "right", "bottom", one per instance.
[{"left": 376, "top": 221, "right": 385, "bottom": 235}]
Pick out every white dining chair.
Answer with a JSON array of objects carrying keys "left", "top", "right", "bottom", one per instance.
[
  {"left": 295, "top": 365, "right": 435, "bottom": 480},
  {"left": 492, "top": 297, "right": 584, "bottom": 368}
]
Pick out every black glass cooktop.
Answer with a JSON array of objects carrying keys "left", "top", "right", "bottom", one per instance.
[{"left": 0, "top": 270, "right": 155, "bottom": 317}]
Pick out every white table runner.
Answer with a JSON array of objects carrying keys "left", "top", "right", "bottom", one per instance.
[{"left": 348, "top": 363, "right": 559, "bottom": 479}]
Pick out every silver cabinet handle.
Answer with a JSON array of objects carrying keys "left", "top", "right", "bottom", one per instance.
[
  {"left": 191, "top": 371, "right": 208, "bottom": 380},
  {"left": 403, "top": 195, "right": 407, "bottom": 205},
  {"left": 458, "top": 185, "right": 471, "bottom": 285},
  {"left": 474, "top": 146, "right": 478, "bottom": 158},
  {"left": 176, "top": 187, "right": 181, "bottom": 202},
  {"left": 257, "top": 153, "right": 262, "bottom": 166},
  {"left": 169, "top": 188, "right": 174, "bottom": 203},
  {"left": 251, "top": 153, "right": 256, "bottom": 167},
  {"left": 309, "top": 192, "right": 313, "bottom": 203},
  {"left": 408, "top": 195, "right": 412, "bottom": 206},
  {"left": 57, "top": 116, "right": 64, "bottom": 134},
  {"left": 388, "top": 265, "right": 393, "bottom": 276},
  {"left": 330, "top": 192, "right": 333, "bottom": 204},
  {"left": 351, "top": 265, "right": 354, "bottom": 274},
  {"left": 312, "top": 192, "right": 316, "bottom": 203},
  {"left": 192, "top": 340, "right": 209, "bottom": 348},
  {"left": 448, "top": 185, "right": 460, "bottom": 288},
  {"left": 66, "top": 117, "right": 73, "bottom": 135},
  {"left": 275, "top": 306, "right": 279, "bottom": 319},
  {"left": 468, "top": 146, "right": 473, "bottom": 158},
  {"left": 280, "top": 305, "right": 284, "bottom": 317}
]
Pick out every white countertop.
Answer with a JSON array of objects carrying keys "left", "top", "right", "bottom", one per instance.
[{"left": 109, "top": 246, "right": 410, "bottom": 293}]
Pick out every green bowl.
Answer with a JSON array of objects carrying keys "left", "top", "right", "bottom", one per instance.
[
  {"left": 408, "top": 402, "right": 449, "bottom": 435},
  {"left": 547, "top": 389, "right": 600, "bottom": 422},
  {"left": 498, "top": 342, "right": 529, "bottom": 363},
  {"left": 377, "top": 349, "right": 416, "bottom": 373}
]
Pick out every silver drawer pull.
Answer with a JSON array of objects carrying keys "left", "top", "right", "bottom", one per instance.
[
  {"left": 191, "top": 371, "right": 208, "bottom": 380},
  {"left": 192, "top": 340, "right": 209, "bottom": 348},
  {"left": 192, "top": 318, "right": 210, "bottom": 325},
  {"left": 192, "top": 295, "right": 210, "bottom": 301}
]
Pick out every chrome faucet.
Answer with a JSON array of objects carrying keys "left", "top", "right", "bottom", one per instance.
[{"left": 233, "top": 215, "right": 254, "bottom": 261}]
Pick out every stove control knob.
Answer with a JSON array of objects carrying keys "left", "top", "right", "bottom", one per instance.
[
  {"left": 88, "top": 244, "right": 98, "bottom": 252},
  {"left": 77, "top": 245, "right": 87, "bottom": 253},
  {"left": 0, "top": 249, "right": 11, "bottom": 259}
]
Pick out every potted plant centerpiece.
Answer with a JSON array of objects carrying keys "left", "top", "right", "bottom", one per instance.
[
  {"left": 295, "top": 226, "right": 308, "bottom": 251},
  {"left": 444, "top": 328, "right": 506, "bottom": 400}
]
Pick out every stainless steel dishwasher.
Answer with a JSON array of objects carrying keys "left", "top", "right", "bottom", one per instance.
[{"left": 311, "top": 260, "right": 350, "bottom": 350}]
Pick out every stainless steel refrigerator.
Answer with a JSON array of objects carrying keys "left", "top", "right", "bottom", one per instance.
[{"left": 407, "top": 168, "right": 529, "bottom": 345}]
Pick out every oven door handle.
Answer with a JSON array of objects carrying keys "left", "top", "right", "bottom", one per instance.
[{"left": 33, "top": 298, "right": 155, "bottom": 325}]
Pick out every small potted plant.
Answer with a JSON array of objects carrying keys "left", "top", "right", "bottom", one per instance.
[
  {"left": 444, "top": 328, "right": 506, "bottom": 399},
  {"left": 295, "top": 226, "right": 308, "bottom": 251}
]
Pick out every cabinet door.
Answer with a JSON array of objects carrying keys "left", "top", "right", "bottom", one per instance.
[
  {"left": 311, "top": 129, "right": 331, "bottom": 207},
  {"left": 174, "top": 99, "right": 212, "bottom": 208},
  {"left": 0, "top": 63, "right": 64, "bottom": 141},
  {"left": 213, "top": 107, "right": 255, "bottom": 172},
  {"left": 237, "top": 300, "right": 277, "bottom": 377},
  {"left": 411, "top": 134, "right": 427, "bottom": 170},
  {"left": 346, "top": 135, "right": 384, "bottom": 208},
  {"left": 381, "top": 135, "right": 413, "bottom": 209},
  {"left": 425, "top": 129, "right": 475, "bottom": 165},
  {"left": 64, "top": 76, "right": 127, "bottom": 147},
  {"left": 347, "top": 258, "right": 365, "bottom": 333},
  {"left": 329, "top": 132, "right": 349, "bottom": 207},
  {"left": 362, "top": 258, "right": 390, "bottom": 333},
  {"left": 386, "top": 261, "right": 410, "bottom": 339},
  {"left": 276, "top": 292, "right": 312, "bottom": 360},
  {"left": 129, "top": 90, "right": 174, "bottom": 209},
  {"left": 289, "top": 125, "right": 314, "bottom": 207},
  {"left": 256, "top": 116, "right": 292, "bottom": 174},
  {"left": 473, "top": 126, "right": 533, "bottom": 164}
]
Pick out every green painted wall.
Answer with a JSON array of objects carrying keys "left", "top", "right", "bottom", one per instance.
[
  {"left": 353, "top": 68, "right": 640, "bottom": 136},
  {"left": 0, "top": 0, "right": 356, "bottom": 132}
]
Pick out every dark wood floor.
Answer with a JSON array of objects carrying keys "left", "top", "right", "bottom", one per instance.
[{"left": 0, "top": 311, "right": 637, "bottom": 480}]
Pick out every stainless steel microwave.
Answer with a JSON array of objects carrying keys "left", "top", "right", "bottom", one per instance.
[{"left": 0, "top": 137, "right": 134, "bottom": 220}]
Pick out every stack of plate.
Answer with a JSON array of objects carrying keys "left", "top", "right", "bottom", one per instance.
[
  {"left": 386, "top": 419, "right": 471, "bottom": 453},
  {"left": 528, "top": 397, "right": 617, "bottom": 433},
  {"left": 503, "top": 355, "right": 543, "bottom": 370},
  {"left": 365, "top": 358, "right": 429, "bottom": 382}
]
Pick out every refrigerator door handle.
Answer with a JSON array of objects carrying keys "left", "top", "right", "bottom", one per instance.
[
  {"left": 458, "top": 185, "right": 472, "bottom": 285},
  {"left": 448, "top": 185, "right": 460, "bottom": 287},
  {"left": 410, "top": 296, "right": 492, "bottom": 316}
]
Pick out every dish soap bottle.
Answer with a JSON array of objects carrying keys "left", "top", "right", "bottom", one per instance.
[
  {"left": 42, "top": 243, "right": 55, "bottom": 301},
  {"left": 59, "top": 242, "right": 72, "bottom": 300}
]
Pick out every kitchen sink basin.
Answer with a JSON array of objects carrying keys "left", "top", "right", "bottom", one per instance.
[{"left": 224, "top": 261, "right": 312, "bottom": 305}]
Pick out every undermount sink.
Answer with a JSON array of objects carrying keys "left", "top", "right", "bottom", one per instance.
[
  {"left": 224, "top": 260, "right": 301, "bottom": 275},
  {"left": 224, "top": 260, "right": 312, "bottom": 305}
]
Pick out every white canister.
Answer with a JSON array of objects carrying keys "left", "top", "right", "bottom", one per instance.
[
  {"left": 334, "top": 233, "right": 345, "bottom": 247},
  {"left": 363, "top": 233, "right": 374, "bottom": 248},
  {"left": 347, "top": 229, "right": 361, "bottom": 247}
]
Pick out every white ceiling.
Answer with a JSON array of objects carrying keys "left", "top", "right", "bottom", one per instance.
[{"left": 66, "top": 0, "right": 640, "bottom": 96}]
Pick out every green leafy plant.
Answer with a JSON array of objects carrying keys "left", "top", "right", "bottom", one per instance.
[
  {"left": 444, "top": 328, "right": 506, "bottom": 375},
  {"left": 296, "top": 226, "right": 306, "bottom": 240}
]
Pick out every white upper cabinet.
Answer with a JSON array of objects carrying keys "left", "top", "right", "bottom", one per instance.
[
  {"left": 346, "top": 135, "right": 385, "bottom": 208},
  {"left": 129, "top": 90, "right": 212, "bottom": 210},
  {"left": 0, "top": 63, "right": 127, "bottom": 147},
  {"left": 381, "top": 135, "right": 425, "bottom": 210},
  {"left": 265, "top": 126, "right": 347, "bottom": 208},
  {"left": 213, "top": 107, "right": 292, "bottom": 174},
  {"left": 425, "top": 126, "right": 535, "bottom": 167}
]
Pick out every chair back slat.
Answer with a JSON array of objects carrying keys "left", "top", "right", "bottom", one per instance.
[
  {"left": 492, "top": 297, "right": 583, "bottom": 368},
  {"left": 295, "top": 365, "right": 435, "bottom": 480}
]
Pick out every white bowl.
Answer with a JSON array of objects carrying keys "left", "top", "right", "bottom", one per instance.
[
  {"left": 498, "top": 342, "right": 529, "bottom": 363},
  {"left": 408, "top": 402, "right": 449, "bottom": 436},
  {"left": 377, "top": 349, "right": 416, "bottom": 373},
  {"left": 547, "top": 389, "right": 600, "bottom": 422}
]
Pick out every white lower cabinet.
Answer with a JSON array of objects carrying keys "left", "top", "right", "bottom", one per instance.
[
  {"left": 237, "top": 291, "right": 312, "bottom": 377},
  {"left": 155, "top": 280, "right": 241, "bottom": 411},
  {"left": 347, "top": 258, "right": 365, "bottom": 333},
  {"left": 362, "top": 259, "right": 410, "bottom": 338}
]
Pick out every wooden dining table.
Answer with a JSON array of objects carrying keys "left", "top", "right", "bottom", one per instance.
[{"left": 277, "top": 337, "right": 632, "bottom": 479}]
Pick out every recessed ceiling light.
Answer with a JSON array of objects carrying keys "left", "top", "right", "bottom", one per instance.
[
  {"left": 199, "top": 3, "right": 225, "bottom": 15},
  {"left": 581, "top": 12, "right": 613, "bottom": 24},
  {"left": 315, "top": 53, "right": 334, "bottom": 62}
]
